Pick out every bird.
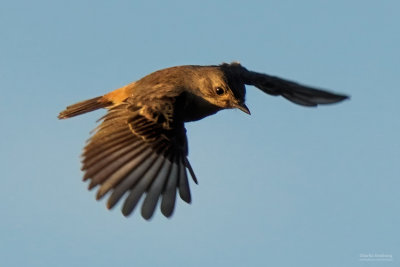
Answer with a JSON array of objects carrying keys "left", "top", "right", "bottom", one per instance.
[{"left": 58, "top": 62, "right": 348, "bottom": 220}]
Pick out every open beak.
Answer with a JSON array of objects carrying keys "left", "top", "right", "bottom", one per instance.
[{"left": 235, "top": 102, "right": 251, "bottom": 115}]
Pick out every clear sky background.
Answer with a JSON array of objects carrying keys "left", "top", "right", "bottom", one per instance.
[{"left": 1, "top": 1, "right": 399, "bottom": 266}]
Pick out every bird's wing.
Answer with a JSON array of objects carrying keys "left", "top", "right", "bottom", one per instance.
[
  {"left": 82, "top": 97, "right": 197, "bottom": 220},
  {"left": 242, "top": 70, "right": 349, "bottom": 106}
]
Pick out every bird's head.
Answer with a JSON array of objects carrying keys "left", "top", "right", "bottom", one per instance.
[{"left": 195, "top": 63, "right": 250, "bottom": 115}]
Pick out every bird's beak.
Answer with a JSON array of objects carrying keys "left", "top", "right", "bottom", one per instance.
[{"left": 234, "top": 102, "right": 251, "bottom": 115}]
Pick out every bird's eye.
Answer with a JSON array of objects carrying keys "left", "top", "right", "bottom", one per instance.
[{"left": 215, "top": 87, "right": 225, "bottom": 95}]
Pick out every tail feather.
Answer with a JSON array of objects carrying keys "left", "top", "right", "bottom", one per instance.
[{"left": 58, "top": 96, "right": 112, "bottom": 119}]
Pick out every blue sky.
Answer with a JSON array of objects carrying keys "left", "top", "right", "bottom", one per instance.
[{"left": 1, "top": 0, "right": 399, "bottom": 266}]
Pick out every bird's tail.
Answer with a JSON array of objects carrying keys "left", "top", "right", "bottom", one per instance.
[{"left": 58, "top": 96, "right": 112, "bottom": 119}]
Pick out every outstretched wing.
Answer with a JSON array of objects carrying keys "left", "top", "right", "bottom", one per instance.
[
  {"left": 241, "top": 69, "right": 349, "bottom": 106},
  {"left": 82, "top": 97, "right": 197, "bottom": 220}
]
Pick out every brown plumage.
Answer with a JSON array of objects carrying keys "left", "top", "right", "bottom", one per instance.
[{"left": 58, "top": 62, "right": 349, "bottom": 220}]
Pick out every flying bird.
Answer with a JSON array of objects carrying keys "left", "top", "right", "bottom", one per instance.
[{"left": 58, "top": 62, "right": 348, "bottom": 220}]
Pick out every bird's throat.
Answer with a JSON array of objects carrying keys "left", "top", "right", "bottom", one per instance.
[{"left": 178, "top": 92, "right": 222, "bottom": 122}]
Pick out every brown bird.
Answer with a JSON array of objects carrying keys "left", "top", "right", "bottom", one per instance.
[{"left": 58, "top": 62, "right": 348, "bottom": 220}]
